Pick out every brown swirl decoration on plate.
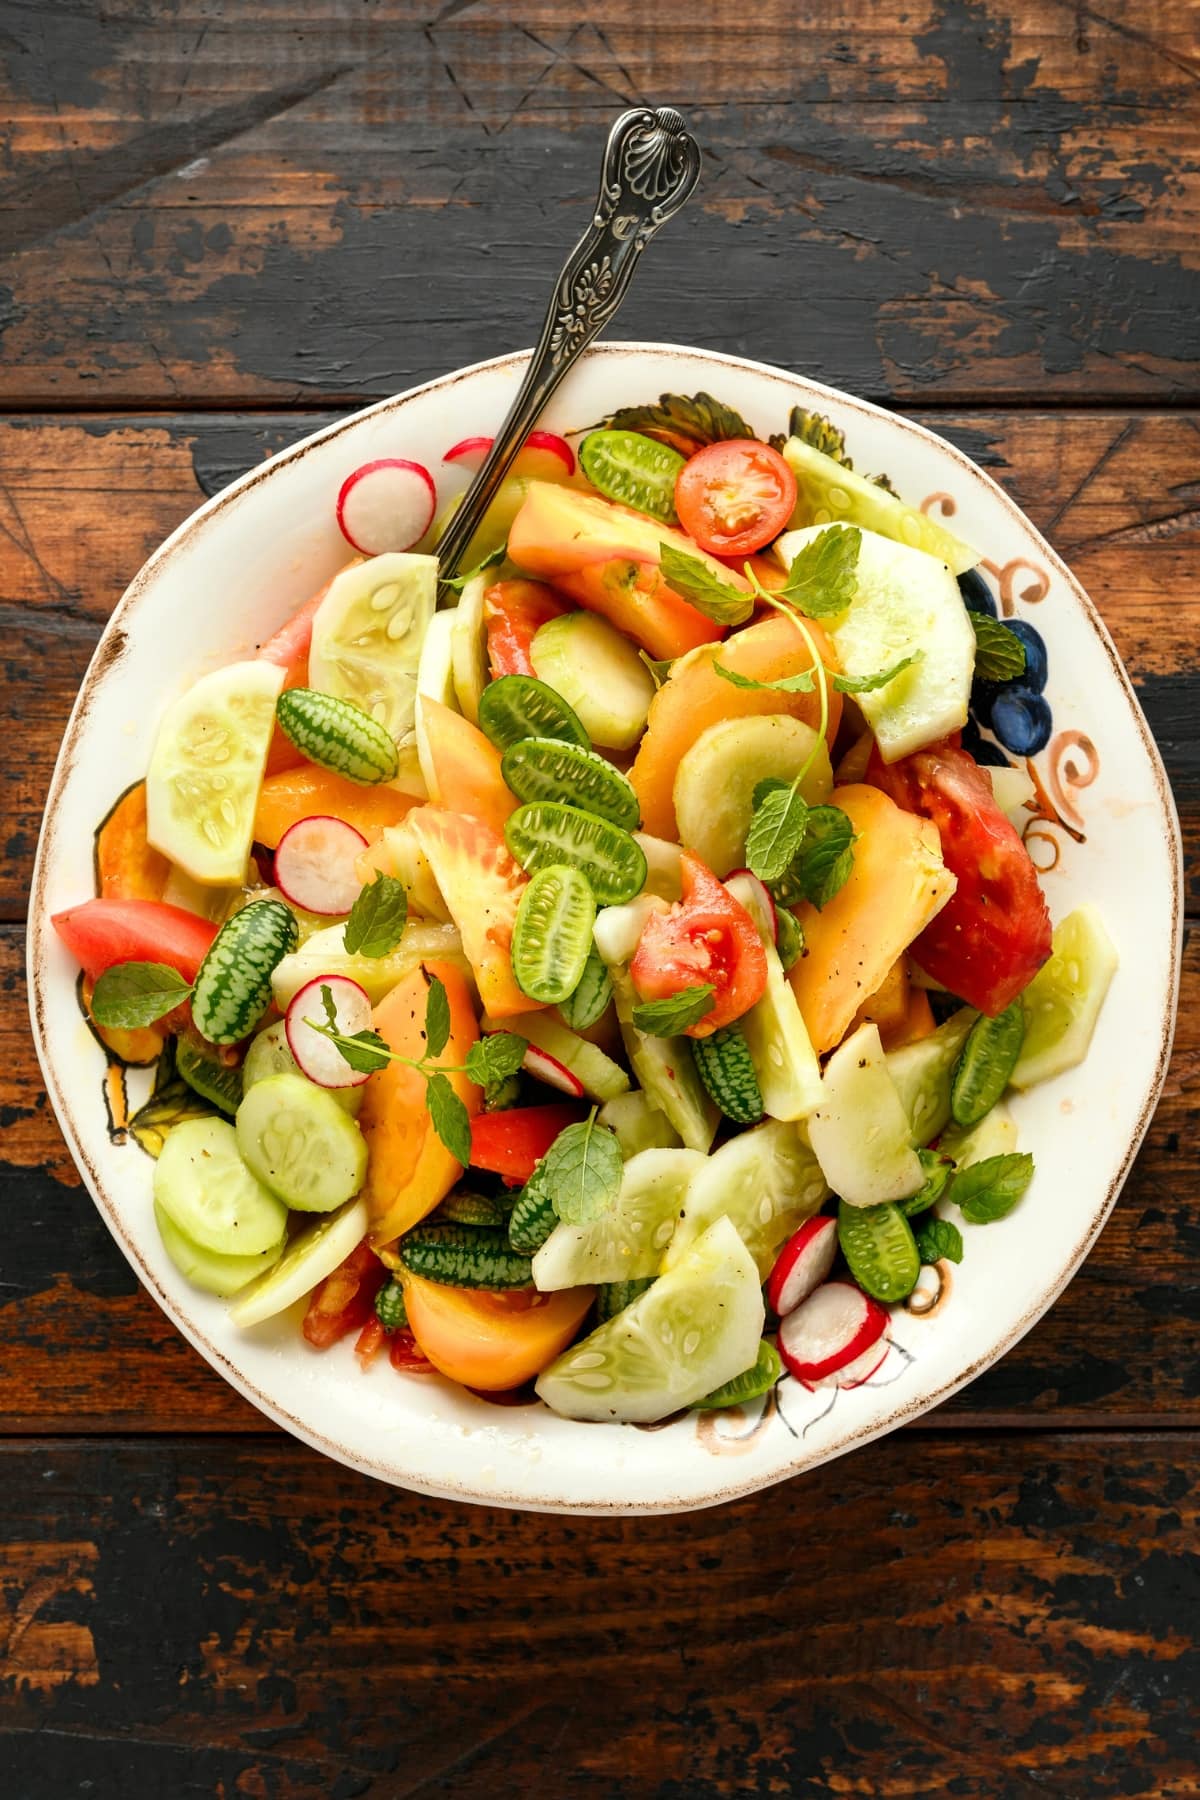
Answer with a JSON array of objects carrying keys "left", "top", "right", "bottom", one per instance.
[
  {"left": 1020, "top": 731, "right": 1101, "bottom": 871},
  {"left": 695, "top": 1387, "right": 779, "bottom": 1455},
  {"left": 979, "top": 556, "right": 1051, "bottom": 616}
]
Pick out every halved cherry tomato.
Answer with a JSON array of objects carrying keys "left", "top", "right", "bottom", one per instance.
[
  {"left": 868, "top": 739, "right": 1052, "bottom": 1015},
  {"left": 51, "top": 897, "right": 218, "bottom": 985},
  {"left": 354, "top": 1315, "right": 388, "bottom": 1367},
  {"left": 483, "top": 579, "right": 569, "bottom": 678},
  {"left": 468, "top": 1103, "right": 586, "bottom": 1184},
  {"left": 404, "top": 1275, "right": 594, "bottom": 1391},
  {"left": 388, "top": 1327, "right": 435, "bottom": 1373},
  {"left": 302, "top": 1243, "right": 386, "bottom": 1350},
  {"left": 675, "top": 440, "right": 797, "bottom": 558},
  {"left": 630, "top": 852, "right": 768, "bottom": 1037}
]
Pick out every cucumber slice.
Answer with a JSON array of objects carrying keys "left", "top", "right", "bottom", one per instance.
[
  {"left": 673, "top": 715, "right": 832, "bottom": 877},
  {"left": 664, "top": 1116, "right": 829, "bottom": 1278},
  {"left": 154, "top": 1196, "right": 283, "bottom": 1297},
  {"left": 414, "top": 607, "right": 460, "bottom": 797},
  {"left": 308, "top": 552, "right": 437, "bottom": 753},
  {"left": 1009, "top": 906, "right": 1118, "bottom": 1090},
  {"left": 478, "top": 674, "right": 590, "bottom": 751},
  {"left": 228, "top": 1196, "right": 370, "bottom": 1327},
  {"left": 556, "top": 941, "right": 613, "bottom": 1032},
  {"left": 940, "top": 1101, "right": 1018, "bottom": 1169},
  {"left": 532, "top": 1148, "right": 705, "bottom": 1290},
  {"left": 988, "top": 764, "right": 1037, "bottom": 828},
  {"left": 192, "top": 898, "right": 298, "bottom": 1046},
  {"left": 886, "top": 1007, "right": 976, "bottom": 1146},
  {"left": 270, "top": 918, "right": 465, "bottom": 1009},
  {"left": 607, "top": 963, "right": 719, "bottom": 1153},
  {"left": 175, "top": 1037, "right": 244, "bottom": 1117},
  {"left": 634, "top": 833, "right": 683, "bottom": 901},
  {"left": 530, "top": 612, "right": 656, "bottom": 751},
  {"left": 235, "top": 1072, "right": 367, "bottom": 1212},
  {"left": 782, "top": 436, "right": 978, "bottom": 575},
  {"left": 276, "top": 687, "right": 399, "bottom": 785},
  {"left": 776, "top": 522, "right": 976, "bottom": 763},
  {"left": 243, "top": 1020, "right": 363, "bottom": 1117},
  {"left": 505, "top": 803, "right": 647, "bottom": 906},
  {"left": 535, "top": 1215, "right": 765, "bottom": 1423},
  {"left": 501, "top": 738, "right": 641, "bottom": 830},
  {"left": 837, "top": 1199, "right": 920, "bottom": 1303},
  {"left": 510, "top": 864, "right": 597, "bottom": 1004},
  {"left": 692, "top": 1026, "right": 764, "bottom": 1125},
  {"left": 597, "top": 1089, "right": 682, "bottom": 1156},
  {"left": 154, "top": 1116, "right": 288, "bottom": 1256},
  {"left": 146, "top": 660, "right": 284, "bottom": 884},
  {"left": 484, "top": 1009, "right": 629, "bottom": 1104},
  {"left": 809, "top": 1023, "right": 924, "bottom": 1206},
  {"left": 451, "top": 572, "right": 490, "bottom": 724},
  {"left": 726, "top": 873, "right": 822, "bottom": 1120},
  {"left": 951, "top": 1000, "right": 1025, "bottom": 1128},
  {"left": 579, "top": 429, "right": 686, "bottom": 523}
]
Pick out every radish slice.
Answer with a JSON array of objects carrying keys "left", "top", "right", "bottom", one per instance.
[
  {"left": 831, "top": 1339, "right": 890, "bottom": 1390},
  {"left": 767, "top": 1216, "right": 838, "bottom": 1318},
  {"left": 442, "top": 431, "right": 575, "bottom": 478},
  {"left": 777, "top": 1280, "right": 888, "bottom": 1384},
  {"left": 522, "top": 1043, "right": 585, "bottom": 1098},
  {"left": 336, "top": 458, "right": 436, "bottom": 555},
  {"left": 523, "top": 430, "right": 575, "bottom": 476},
  {"left": 286, "top": 975, "right": 374, "bottom": 1088},
  {"left": 275, "top": 815, "right": 368, "bottom": 916},
  {"left": 442, "top": 435, "right": 494, "bottom": 473}
]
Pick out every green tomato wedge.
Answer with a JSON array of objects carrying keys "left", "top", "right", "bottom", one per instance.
[
  {"left": 505, "top": 802, "right": 647, "bottom": 905},
  {"left": 146, "top": 659, "right": 284, "bottom": 884},
  {"left": 529, "top": 611, "right": 656, "bottom": 751},
  {"left": 308, "top": 552, "right": 436, "bottom": 760},
  {"left": 782, "top": 435, "right": 978, "bottom": 575},
  {"left": 837, "top": 1198, "right": 920, "bottom": 1303},
  {"left": 478, "top": 674, "right": 590, "bottom": 751},
  {"left": 229, "top": 1197, "right": 370, "bottom": 1328},
  {"left": 235, "top": 1073, "right": 368, "bottom": 1213},
  {"left": 1009, "top": 905, "right": 1118, "bottom": 1090},
  {"left": 950, "top": 999, "right": 1025, "bottom": 1128},
  {"left": 579, "top": 429, "right": 686, "bottom": 523},
  {"left": 154, "top": 1196, "right": 283, "bottom": 1297},
  {"left": 242, "top": 1020, "right": 363, "bottom": 1117},
  {"left": 501, "top": 737, "right": 641, "bottom": 831},
  {"left": 532, "top": 1147, "right": 705, "bottom": 1290},
  {"left": 510, "top": 863, "right": 597, "bottom": 1005},
  {"left": 535, "top": 1216, "right": 765, "bottom": 1423},
  {"left": 664, "top": 1116, "right": 829, "bottom": 1279},
  {"left": 154, "top": 1116, "right": 289, "bottom": 1257}
]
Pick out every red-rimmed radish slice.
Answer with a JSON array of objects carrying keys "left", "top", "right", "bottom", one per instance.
[
  {"left": 336, "top": 458, "right": 437, "bottom": 555},
  {"left": 829, "top": 1338, "right": 889, "bottom": 1391},
  {"left": 767, "top": 1215, "right": 838, "bottom": 1318},
  {"left": 521, "top": 1043, "right": 585, "bottom": 1098},
  {"left": 443, "top": 435, "right": 493, "bottom": 473},
  {"left": 442, "top": 431, "right": 575, "bottom": 479},
  {"left": 286, "top": 974, "right": 374, "bottom": 1088},
  {"left": 726, "top": 867, "right": 776, "bottom": 939},
  {"left": 523, "top": 430, "right": 575, "bottom": 476},
  {"left": 777, "top": 1280, "right": 888, "bottom": 1384},
  {"left": 275, "top": 815, "right": 368, "bottom": 916}
]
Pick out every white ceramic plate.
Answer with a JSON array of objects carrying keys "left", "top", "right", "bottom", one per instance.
[{"left": 28, "top": 343, "right": 1182, "bottom": 1514}]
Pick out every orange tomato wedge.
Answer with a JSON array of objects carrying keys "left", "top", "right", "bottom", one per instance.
[{"left": 404, "top": 1278, "right": 595, "bottom": 1391}]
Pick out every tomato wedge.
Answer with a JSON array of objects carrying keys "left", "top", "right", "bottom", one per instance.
[
  {"left": 483, "top": 579, "right": 569, "bottom": 679},
  {"left": 468, "top": 1103, "right": 586, "bottom": 1184},
  {"left": 404, "top": 1276, "right": 594, "bottom": 1391},
  {"left": 302, "top": 1243, "right": 386, "bottom": 1350},
  {"left": 674, "top": 440, "right": 797, "bottom": 558},
  {"left": 868, "top": 739, "right": 1052, "bottom": 1015},
  {"left": 630, "top": 852, "right": 768, "bottom": 1037},
  {"left": 51, "top": 897, "right": 218, "bottom": 985}
]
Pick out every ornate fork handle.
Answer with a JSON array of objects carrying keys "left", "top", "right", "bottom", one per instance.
[{"left": 435, "top": 106, "right": 702, "bottom": 594}]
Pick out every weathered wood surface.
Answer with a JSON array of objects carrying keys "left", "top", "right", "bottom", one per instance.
[
  {"left": 0, "top": 1, "right": 1197, "bottom": 406},
  {"left": 1, "top": 1434, "right": 1196, "bottom": 1797}
]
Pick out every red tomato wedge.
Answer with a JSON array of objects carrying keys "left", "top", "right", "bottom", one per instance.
[
  {"left": 469, "top": 1103, "right": 586, "bottom": 1184},
  {"left": 630, "top": 852, "right": 768, "bottom": 1037},
  {"left": 675, "top": 440, "right": 797, "bottom": 557},
  {"left": 51, "top": 898, "right": 218, "bottom": 985},
  {"left": 868, "top": 739, "right": 1052, "bottom": 1015},
  {"left": 483, "top": 579, "right": 569, "bottom": 678},
  {"left": 302, "top": 1244, "right": 387, "bottom": 1350}
]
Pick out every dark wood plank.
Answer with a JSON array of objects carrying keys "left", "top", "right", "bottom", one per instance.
[
  {"left": 0, "top": 2, "right": 1197, "bottom": 406},
  {"left": 0, "top": 1432, "right": 1195, "bottom": 1797}
]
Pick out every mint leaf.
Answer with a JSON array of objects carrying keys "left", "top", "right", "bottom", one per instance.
[
  {"left": 971, "top": 614, "right": 1027, "bottom": 683},
  {"left": 658, "top": 544, "right": 754, "bottom": 625},
  {"left": 442, "top": 541, "right": 506, "bottom": 594},
  {"left": 631, "top": 984, "right": 716, "bottom": 1036},
  {"left": 426, "top": 1070, "right": 472, "bottom": 1166},
  {"left": 466, "top": 1032, "right": 529, "bottom": 1093},
  {"left": 343, "top": 873, "right": 408, "bottom": 958},
  {"left": 90, "top": 962, "right": 194, "bottom": 1030},
  {"left": 833, "top": 652, "right": 922, "bottom": 695},
  {"left": 950, "top": 1152, "right": 1035, "bottom": 1223},
  {"left": 713, "top": 661, "right": 816, "bottom": 695},
  {"left": 777, "top": 525, "right": 860, "bottom": 618},
  {"left": 915, "top": 1217, "right": 964, "bottom": 1264},
  {"left": 746, "top": 785, "right": 809, "bottom": 884},
  {"left": 639, "top": 651, "right": 675, "bottom": 688},
  {"left": 328, "top": 1028, "right": 391, "bottom": 1075},
  {"left": 790, "top": 805, "right": 855, "bottom": 909},
  {"left": 320, "top": 983, "right": 338, "bottom": 1029},
  {"left": 424, "top": 975, "right": 451, "bottom": 1059},
  {"left": 540, "top": 1114, "right": 623, "bottom": 1225},
  {"left": 903, "top": 1149, "right": 954, "bottom": 1217}
]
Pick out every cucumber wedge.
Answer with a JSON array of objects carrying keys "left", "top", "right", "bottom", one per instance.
[
  {"left": 309, "top": 552, "right": 436, "bottom": 755},
  {"left": 608, "top": 963, "right": 719, "bottom": 1154},
  {"left": 415, "top": 606, "right": 459, "bottom": 797},
  {"left": 530, "top": 610, "right": 656, "bottom": 751},
  {"left": 726, "top": 873, "right": 822, "bottom": 1120},
  {"left": 482, "top": 1009, "right": 630, "bottom": 1104},
  {"left": 1009, "top": 906, "right": 1118, "bottom": 1090},
  {"left": 532, "top": 1147, "right": 704, "bottom": 1290},
  {"left": 229, "top": 1196, "right": 370, "bottom": 1327},
  {"left": 809, "top": 1023, "right": 924, "bottom": 1206},
  {"left": 451, "top": 572, "right": 489, "bottom": 724},
  {"left": 664, "top": 1116, "right": 829, "bottom": 1279},
  {"left": 886, "top": 1007, "right": 976, "bottom": 1147},
  {"left": 597, "top": 1089, "right": 682, "bottom": 1156},
  {"left": 270, "top": 918, "right": 466, "bottom": 1009},
  {"left": 782, "top": 436, "right": 979, "bottom": 575}
]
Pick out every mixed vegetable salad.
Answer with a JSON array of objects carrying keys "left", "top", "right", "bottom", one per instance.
[{"left": 54, "top": 391, "right": 1119, "bottom": 1422}]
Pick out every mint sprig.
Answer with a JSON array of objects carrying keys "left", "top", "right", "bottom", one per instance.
[
  {"left": 538, "top": 1109, "right": 623, "bottom": 1225},
  {"left": 90, "top": 962, "right": 195, "bottom": 1030},
  {"left": 658, "top": 544, "right": 754, "bottom": 625}
]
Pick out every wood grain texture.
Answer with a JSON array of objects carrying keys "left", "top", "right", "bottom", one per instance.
[
  {"left": 0, "top": 0, "right": 1196, "bottom": 406},
  {"left": 1, "top": 1434, "right": 1196, "bottom": 1797}
]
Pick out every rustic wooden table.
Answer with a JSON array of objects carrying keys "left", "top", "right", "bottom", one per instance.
[{"left": 2, "top": 4, "right": 1197, "bottom": 1795}]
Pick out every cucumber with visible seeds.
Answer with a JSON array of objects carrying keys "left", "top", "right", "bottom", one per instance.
[
  {"left": 837, "top": 1198, "right": 920, "bottom": 1303},
  {"left": 398, "top": 1223, "right": 533, "bottom": 1289},
  {"left": 510, "top": 863, "right": 597, "bottom": 1004},
  {"left": 951, "top": 1000, "right": 1025, "bottom": 1127},
  {"left": 506, "top": 803, "right": 647, "bottom": 906},
  {"left": 501, "top": 737, "right": 641, "bottom": 830},
  {"left": 235, "top": 1072, "right": 367, "bottom": 1213},
  {"left": 478, "top": 674, "right": 590, "bottom": 751},
  {"left": 192, "top": 899, "right": 298, "bottom": 1045},
  {"left": 275, "top": 687, "right": 399, "bottom": 784},
  {"left": 154, "top": 1116, "right": 288, "bottom": 1257}
]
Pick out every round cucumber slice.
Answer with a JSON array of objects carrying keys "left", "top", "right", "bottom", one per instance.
[
  {"left": 505, "top": 802, "right": 647, "bottom": 906},
  {"left": 510, "top": 863, "right": 597, "bottom": 1004},
  {"left": 477, "top": 674, "right": 590, "bottom": 751},
  {"left": 228, "top": 1196, "right": 370, "bottom": 1328},
  {"left": 837, "top": 1198, "right": 920, "bottom": 1302},
  {"left": 532, "top": 1147, "right": 705, "bottom": 1290},
  {"left": 243, "top": 1020, "right": 363, "bottom": 1117},
  {"left": 579, "top": 429, "right": 686, "bottom": 523},
  {"left": 530, "top": 611, "right": 656, "bottom": 751},
  {"left": 501, "top": 738, "right": 640, "bottom": 830},
  {"left": 154, "top": 1196, "right": 283, "bottom": 1297},
  {"left": 950, "top": 999, "right": 1025, "bottom": 1128},
  {"left": 308, "top": 552, "right": 437, "bottom": 750},
  {"left": 146, "top": 659, "right": 284, "bottom": 884},
  {"left": 154, "top": 1117, "right": 289, "bottom": 1257},
  {"left": 235, "top": 1072, "right": 368, "bottom": 1212},
  {"left": 535, "top": 1215, "right": 765, "bottom": 1423},
  {"left": 1009, "top": 905, "right": 1118, "bottom": 1090},
  {"left": 673, "top": 715, "right": 832, "bottom": 877}
]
